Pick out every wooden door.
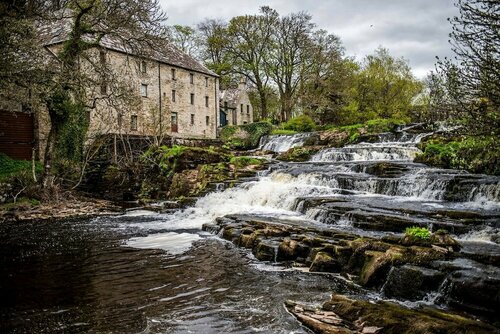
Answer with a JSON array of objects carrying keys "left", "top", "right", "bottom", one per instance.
[{"left": 171, "top": 112, "right": 178, "bottom": 133}]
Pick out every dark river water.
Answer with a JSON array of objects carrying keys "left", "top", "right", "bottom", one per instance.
[{"left": 0, "top": 217, "right": 354, "bottom": 333}]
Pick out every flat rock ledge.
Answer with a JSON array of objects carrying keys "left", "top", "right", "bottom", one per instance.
[
  {"left": 285, "top": 295, "right": 497, "bottom": 334},
  {"left": 0, "top": 197, "right": 122, "bottom": 223},
  {"left": 203, "top": 215, "right": 500, "bottom": 321}
]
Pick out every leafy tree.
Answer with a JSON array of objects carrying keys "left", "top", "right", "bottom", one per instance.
[
  {"left": 225, "top": 6, "right": 278, "bottom": 119},
  {"left": 438, "top": 0, "right": 499, "bottom": 135},
  {"left": 35, "top": 0, "right": 168, "bottom": 185},
  {"left": 198, "top": 18, "right": 234, "bottom": 87},
  {"left": 350, "top": 47, "right": 422, "bottom": 122},
  {"left": 298, "top": 30, "right": 357, "bottom": 125},
  {"left": 0, "top": 1, "right": 48, "bottom": 111},
  {"left": 265, "top": 11, "right": 315, "bottom": 122},
  {"left": 167, "top": 24, "right": 200, "bottom": 57}
]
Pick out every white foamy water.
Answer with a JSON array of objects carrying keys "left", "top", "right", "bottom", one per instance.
[
  {"left": 311, "top": 144, "right": 421, "bottom": 162},
  {"left": 126, "top": 232, "right": 201, "bottom": 254},
  {"left": 259, "top": 133, "right": 315, "bottom": 153}
]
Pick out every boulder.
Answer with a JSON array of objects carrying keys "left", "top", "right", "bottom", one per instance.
[
  {"left": 382, "top": 265, "right": 445, "bottom": 300},
  {"left": 310, "top": 251, "right": 342, "bottom": 273}
]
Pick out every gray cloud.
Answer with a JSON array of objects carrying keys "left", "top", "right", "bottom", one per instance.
[{"left": 160, "top": 0, "right": 459, "bottom": 78}]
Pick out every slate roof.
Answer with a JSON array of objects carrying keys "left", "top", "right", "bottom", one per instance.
[
  {"left": 219, "top": 89, "right": 241, "bottom": 109},
  {"left": 38, "top": 13, "right": 217, "bottom": 77}
]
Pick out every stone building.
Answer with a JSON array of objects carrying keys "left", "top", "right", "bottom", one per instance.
[
  {"left": 219, "top": 80, "right": 253, "bottom": 127},
  {"left": 30, "top": 17, "right": 220, "bottom": 160}
]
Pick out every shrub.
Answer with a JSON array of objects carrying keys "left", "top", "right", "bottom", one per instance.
[
  {"left": 229, "top": 156, "right": 265, "bottom": 168},
  {"left": 405, "top": 226, "right": 431, "bottom": 240},
  {"left": 283, "top": 115, "right": 316, "bottom": 132},
  {"left": 271, "top": 129, "right": 298, "bottom": 135},
  {"left": 220, "top": 122, "right": 273, "bottom": 149},
  {"left": 0, "top": 153, "right": 42, "bottom": 181},
  {"left": 416, "top": 135, "right": 499, "bottom": 175}
]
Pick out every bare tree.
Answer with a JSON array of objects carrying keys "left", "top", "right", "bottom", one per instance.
[
  {"left": 265, "top": 11, "right": 315, "bottom": 121},
  {"left": 438, "top": 0, "right": 499, "bottom": 134}
]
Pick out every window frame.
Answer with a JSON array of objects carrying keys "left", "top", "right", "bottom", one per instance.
[
  {"left": 171, "top": 89, "right": 176, "bottom": 102},
  {"left": 131, "top": 115, "right": 138, "bottom": 131},
  {"left": 140, "top": 84, "right": 148, "bottom": 97}
]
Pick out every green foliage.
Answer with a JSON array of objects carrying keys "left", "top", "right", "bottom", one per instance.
[
  {"left": 416, "top": 135, "right": 499, "bottom": 175},
  {"left": 229, "top": 156, "right": 265, "bottom": 168},
  {"left": 276, "top": 147, "right": 316, "bottom": 162},
  {"left": 365, "top": 118, "right": 407, "bottom": 133},
  {"left": 271, "top": 129, "right": 298, "bottom": 135},
  {"left": 220, "top": 122, "right": 273, "bottom": 149},
  {"left": 405, "top": 226, "right": 431, "bottom": 240},
  {"left": 283, "top": 115, "right": 316, "bottom": 132},
  {"left": 0, "top": 153, "right": 42, "bottom": 181}
]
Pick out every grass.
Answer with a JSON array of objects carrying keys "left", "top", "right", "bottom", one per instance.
[
  {"left": 405, "top": 226, "right": 431, "bottom": 240},
  {"left": 229, "top": 156, "right": 265, "bottom": 168},
  {"left": 0, "top": 153, "right": 42, "bottom": 181}
]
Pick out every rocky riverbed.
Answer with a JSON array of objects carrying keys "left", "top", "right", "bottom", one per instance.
[{"left": 1, "top": 125, "right": 499, "bottom": 333}]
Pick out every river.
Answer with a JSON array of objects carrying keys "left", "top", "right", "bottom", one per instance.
[{"left": 1, "top": 125, "right": 499, "bottom": 333}]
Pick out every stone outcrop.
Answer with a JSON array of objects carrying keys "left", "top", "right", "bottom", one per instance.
[
  {"left": 203, "top": 215, "right": 499, "bottom": 320},
  {"left": 285, "top": 295, "right": 496, "bottom": 334}
]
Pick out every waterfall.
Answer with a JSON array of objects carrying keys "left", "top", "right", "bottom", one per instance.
[
  {"left": 311, "top": 144, "right": 422, "bottom": 162},
  {"left": 259, "top": 132, "right": 315, "bottom": 153}
]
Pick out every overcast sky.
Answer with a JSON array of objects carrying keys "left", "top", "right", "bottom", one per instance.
[{"left": 159, "top": 0, "right": 459, "bottom": 78}]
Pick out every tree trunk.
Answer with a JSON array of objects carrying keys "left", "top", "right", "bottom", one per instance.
[
  {"left": 41, "top": 122, "right": 57, "bottom": 186},
  {"left": 259, "top": 89, "right": 268, "bottom": 120}
]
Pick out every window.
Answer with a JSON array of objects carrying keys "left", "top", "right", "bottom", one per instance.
[
  {"left": 171, "top": 90, "right": 176, "bottom": 102},
  {"left": 140, "top": 60, "right": 146, "bottom": 73},
  {"left": 171, "top": 68, "right": 176, "bottom": 80},
  {"left": 205, "top": 96, "right": 209, "bottom": 107},
  {"left": 205, "top": 77, "right": 209, "bottom": 87},
  {"left": 247, "top": 105, "right": 250, "bottom": 114},
  {"left": 117, "top": 113, "right": 123, "bottom": 128},
  {"left": 190, "top": 73, "right": 194, "bottom": 84},
  {"left": 131, "top": 115, "right": 138, "bottom": 131},
  {"left": 140, "top": 84, "right": 148, "bottom": 97},
  {"left": 240, "top": 104, "right": 243, "bottom": 113},
  {"left": 190, "top": 114, "right": 195, "bottom": 125},
  {"left": 190, "top": 93, "right": 194, "bottom": 105},
  {"left": 171, "top": 112, "right": 178, "bottom": 132},
  {"left": 206, "top": 116, "right": 210, "bottom": 126}
]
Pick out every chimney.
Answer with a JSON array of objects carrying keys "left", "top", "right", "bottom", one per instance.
[{"left": 238, "top": 76, "right": 247, "bottom": 90}]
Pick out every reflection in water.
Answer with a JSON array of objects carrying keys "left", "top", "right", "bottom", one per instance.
[{"left": 0, "top": 218, "right": 351, "bottom": 333}]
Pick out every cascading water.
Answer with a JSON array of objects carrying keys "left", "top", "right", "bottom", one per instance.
[
  {"left": 259, "top": 132, "right": 316, "bottom": 152},
  {"left": 3, "top": 125, "right": 499, "bottom": 333}
]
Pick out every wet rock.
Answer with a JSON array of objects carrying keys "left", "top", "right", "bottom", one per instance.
[
  {"left": 254, "top": 240, "right": 279, "bottom": 261},
  {"left": 441, "top": 263, "right": 500, "bottom": 317},
  {"left": 277, "top": 238, "right": 309, "bottom": 261},
  {"left": 310, "top": 252, "right": 342, "bottom": 273},
  {"left": 318, "top": 130, "right": 350, "bottom": 147},
  {"left": 358, "top": 250, "right": 397, "bottom": 287},
  {"left": 382, "top": 265, "right": 445, "bottom": 300},
  {"left": 363, "top": 162, "right": 409, "bottom": 178},
  {"left": 322, "top": 294, "right": 496, "bottom": 334},
  {"left": 287, "top": 295, "right": 496, "bottom": 334}
]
